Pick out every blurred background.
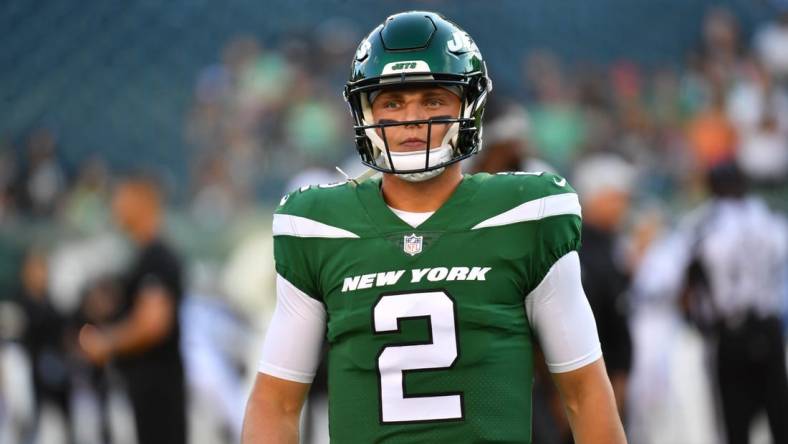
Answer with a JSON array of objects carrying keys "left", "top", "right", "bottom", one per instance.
[{"left": 0, "top": 0, "right": 787, "bottom": 443}]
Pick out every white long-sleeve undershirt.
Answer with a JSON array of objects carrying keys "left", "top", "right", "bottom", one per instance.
[{"left": 258, "top": 251, "right": 601, "bottom": 382}]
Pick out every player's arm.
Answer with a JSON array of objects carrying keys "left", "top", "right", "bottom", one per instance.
[
  {"left": 526, "top": 251, "right": 627, "bottom": 444},
  {"left": 242, "top": 273, "right": 326, "bottom": 444},
  {"left": 243, "top": 373, "right": 309, "bottom": 444},
  {"left": 551, "top": 358, "right": 625, "bottom": 444}
]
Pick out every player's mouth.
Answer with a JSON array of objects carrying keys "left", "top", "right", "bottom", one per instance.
[{"left": 399, "top": 137, "right": 428, "bottom": 149}]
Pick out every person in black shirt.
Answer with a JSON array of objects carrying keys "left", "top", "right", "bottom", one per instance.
[
  {"left": 17, "top": 247, "right": 76, "bottom": 444},
  {"left": 75, "top": 276, "right": 123, "bottom": 444},
  {"left": 79, "top": 177, "right": 186, "bottom": 444},
  {"left": 574, "top": 154, "right": 635, "bottom": 420}
]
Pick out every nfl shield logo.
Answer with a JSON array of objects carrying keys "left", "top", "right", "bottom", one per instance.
[{"left": 403, "top": 233, "right": 423, "bottom": 256}]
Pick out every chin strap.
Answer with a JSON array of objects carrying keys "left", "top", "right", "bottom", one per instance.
[
  {"left": 379, "top": 145, "right": 452, "bottom": 182},
  {"left": 395, "top": 167, "right": 446, "bottom": 182}
]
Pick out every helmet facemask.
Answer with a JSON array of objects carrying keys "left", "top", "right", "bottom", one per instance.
[{"left": 346, "top": 75, "right": 490, "bottom": 181}]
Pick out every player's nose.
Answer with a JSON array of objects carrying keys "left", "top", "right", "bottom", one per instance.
[{"left": 403, "top": 101, "right": 427, "bottom": 127}]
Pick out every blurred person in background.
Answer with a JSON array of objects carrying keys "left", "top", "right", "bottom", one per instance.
[
  {"left": 524, "top": 51, "right": 587, "bottom": 173},
  {"left": 470, "top": 104, "right": 527, "bottom": 173},
  {"left": 470, "top": 101, "right": 554, "bottom": 175},
  {"left": 180, "top": 292, "right": 257, "bottom": 444},
  {"left": 61, "top": 156, "right": 111, "bottom": 234},
  {"left": 75, "top": 276, "right": 123, "bottom": 444},
  {"left": 681, "top": 162, "right": 788, "bottom": 444},
  {"left": 532, "top": 154, "right": 638, "bottom": 444},
  {"left": 0, "top": 145, "right": 20, "bottom": 223},
  {"left": 79, "top": 176, "right": 187, "bottom": 444},
  {"left": 726, "top": 57, "right": 788, "bottom": 186},
  {"left": 15, "top": 246, "right": 76, "bottom": 444},
  {"left": 17, "top": 128, "right": 66, "bottom": 218},
  {"left": 190, "top": 154, "right": 241, "bottom": 230},
  {"left": 687, "top": 87, "right": 738, "bottom": 172},
  {"left": 754, "top": 0, "right": 788, "bottom": 85},
  {"left": 683, "top": 7, "right": 745, "bottom": 179},
  {"left": 699, "top": 7, "right": 745, "bottom": 84},
  {"left": 572, "top": 154, "right": 635, "bottom": 420}
]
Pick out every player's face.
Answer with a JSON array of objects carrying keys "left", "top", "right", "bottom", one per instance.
[{"left": 370, "top": 86, "right": 461, "bottom": 152}]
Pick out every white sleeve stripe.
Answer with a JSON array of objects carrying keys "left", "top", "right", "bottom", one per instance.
[
  {"left": 273, "top": 213, "right": 359, "bottom": 238},
  {"left": 258, "top": 363, "right": 315, "bottom": 384},
  {"left": 257, "top": 274, "right": 326, "bottom": 384},
  {"left": 547, "top": 348, "right": 603, "bottom": 374},
  {"left": 472, "top": 193, "right": 581, "bottom": 230}
]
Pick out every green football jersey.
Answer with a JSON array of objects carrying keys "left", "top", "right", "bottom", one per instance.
[{"left": 273, "top": 172, "right": 582, "bottom": 443}]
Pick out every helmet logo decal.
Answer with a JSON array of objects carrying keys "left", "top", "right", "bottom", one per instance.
[
  {"left": 447, "top": 31, "right": 478, "bottom": 53},
  {"left": 381, "top": 60, "right": 431, "bottom": 75},
  {"left": 356, "top": 40, "right": 371, "bottom": 61},
  {"left": 403, "top": 233, "right": 423, "bottom": 256}
]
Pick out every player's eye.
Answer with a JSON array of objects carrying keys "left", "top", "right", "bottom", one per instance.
[
  {"left": 381, "top": 100, "right": 400, "bottom": 110},
  {"left": 425, "top": 98, "right": 445, "bottom": 108}
]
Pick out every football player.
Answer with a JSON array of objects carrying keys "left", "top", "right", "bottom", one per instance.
[{"left": 243, "top": 11, "right": 627, "bottom": 443}]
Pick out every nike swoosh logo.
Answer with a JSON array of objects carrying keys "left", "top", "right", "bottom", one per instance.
[{"left": 553, "top": 177, "right": 566, "bottom": 187}]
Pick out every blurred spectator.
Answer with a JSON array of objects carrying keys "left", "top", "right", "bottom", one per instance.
[
  {"left": 0, "top": 143, "right": 19, "bottom": 222},
  {"left": 235, "top": 37, "right": 293, "bottom": 117},
  {"left": 726, "top": 58, "right": 788, "bottom": 131},
  {"left": 726, "top": 59, "right": 788, "bottom": 183},
  {"left": 283, "top": 78, "right": 341, "bottom": 159},
  {"left": 16, "top": 246, "right": 76, "bottom": 444},
  {"left": 181, "top": 295, "right": 255, "bottom": 443},
  {"left": 687, "top": 87, "right": 738, "bottom": 171},
  {"left": 475, "top": 103, "right": 524, "bottom": 169},
  {"left": 573, "top": 154, "right": 636, "bottom": 419},
  {"left": 754, "top": 4, "right": 788, "bottom": 84},
  {"left": 17, "top": 128, "right": 65, "bottom": 217},
  {"left": 681, "top": 162, "right": 788, "bottom": 444},
  {"left": 681, "top": 7, "right": 745, "bottom": 132},
  {"left": 610, "top": 62, "right": 650, "bottom": 137},
  {"left": 61, "top": 156, "right": 111, "bottom": 233},
  {"left": 700, "top": 7, "right": 745, "bottom": 88},
  {"left": 79, "top": 176, "right": 187, "bottom": 444},
  {"left": 736, "top": 110, "right": 788, "bottom": 184},
  {"left": 75, "top": 276, "right": 122, "bottom": 444},
  {"left": 191, "top": 154, "right": 240, "bottom": 230},
  {"left": 472, "top": 102, "right": 545, "bottom": 174},
  {"left": 703, "top": 7, "right": 742, "bottom": 56},
  {"left": 524, "top": 51, "right": 587, "bottom": 173}
]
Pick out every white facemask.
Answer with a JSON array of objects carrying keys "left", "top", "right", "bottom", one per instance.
[{"left": 379, "top": 145, "right": 453, "bottom": 182}]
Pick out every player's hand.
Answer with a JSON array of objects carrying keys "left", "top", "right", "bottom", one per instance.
[{"left": 78, "top": 323, "right": 113, "bottom": 366}]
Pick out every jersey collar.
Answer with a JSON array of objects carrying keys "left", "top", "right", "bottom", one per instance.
[{"left": 356, "top": 174, "right": 479, "bottom": 234}]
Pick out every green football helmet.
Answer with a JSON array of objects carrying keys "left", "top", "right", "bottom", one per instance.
[{"left": 344, "top": 11, "right": 493, "bottom": 179}]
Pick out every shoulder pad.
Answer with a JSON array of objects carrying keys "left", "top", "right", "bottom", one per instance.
[
  {"left": 276, "top": 180, "right": 354, "bottom": 216},
  {"left": 484, "top": 171, "right": 576, "bottom": 203}
]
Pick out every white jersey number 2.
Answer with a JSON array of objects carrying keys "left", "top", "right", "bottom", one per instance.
[{"left": 373, "top": 290, "right": 464, "bottom": 423}]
